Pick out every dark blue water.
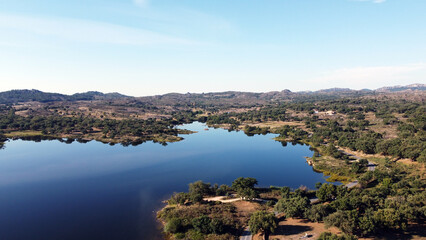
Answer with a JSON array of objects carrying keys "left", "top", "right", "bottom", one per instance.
[{"left": 0, "top": 122, "right": 332, "bottom": 240}]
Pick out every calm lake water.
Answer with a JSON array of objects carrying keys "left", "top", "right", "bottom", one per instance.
[{"left": 0, "top": 122, "right": 333, "bottom": 240}]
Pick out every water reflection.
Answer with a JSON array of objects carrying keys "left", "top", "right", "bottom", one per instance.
[{"left": 0, "top": 122, "right": 336, "bottom": 240}]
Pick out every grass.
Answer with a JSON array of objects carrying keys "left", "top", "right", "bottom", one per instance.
[
  {"left": 177, "top": 129, "right": 196, "bottom": 135},
  {"left": 5, "top": 130, "right": 43, "bottom": 137},
  {"left": 325, "top": 173, "right": 352, "bottom": 183},
  {"left": 152, "top": 135, "right": 183, "bottom": 143},
  {"left": 309, "top": 155, "right": 357, "bottom": 184}
]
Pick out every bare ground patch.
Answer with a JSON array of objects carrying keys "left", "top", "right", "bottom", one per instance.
[{"left": 253, "top": 218, "right": 340, "bottom": 240}]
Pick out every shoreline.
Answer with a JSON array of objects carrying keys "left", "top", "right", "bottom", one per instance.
[{"left": 1, "top": 129, "right": 196, "bottom": 147}]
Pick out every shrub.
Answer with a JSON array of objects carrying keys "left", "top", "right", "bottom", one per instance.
[
  {"left": 192, "top": 215, "right": 212, "bottom": 234},
  {"left": 274, "top": 195, "right": 310, "bottom": 218},
  {"left": 165, "top": 218, "right": 183, "bottom": 234}
]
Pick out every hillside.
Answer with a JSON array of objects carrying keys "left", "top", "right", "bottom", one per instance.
[
  {"left": 0, "top": 89, "right": 130, "bottom": 104},
  {"left": 1, "top": 84, "right": 423, "bottom": 105}
]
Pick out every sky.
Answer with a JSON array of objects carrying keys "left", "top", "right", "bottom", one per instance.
[{"left": 0, "top": 0, "right": 425, "bottom": 96}]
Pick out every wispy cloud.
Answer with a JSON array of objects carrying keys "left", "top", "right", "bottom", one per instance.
[
  {"left": 309, "top": 63, "right": 426, "bottom": 89},
  {"left": 133, "top": 0, "right": 149, "bottom": 8},
  {"left": 351, "top": 0, "right": 386, "bottom": 3},
  {"left": 113, "top": 5, "right": 234, "bottom": 38},
  {"left": 0, "top": 13, "right": 197, "bottom": 46}
]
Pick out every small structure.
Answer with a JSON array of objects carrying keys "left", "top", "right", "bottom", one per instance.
[{"left": 300, "top": 232, "right": 311, "bottom": 239}]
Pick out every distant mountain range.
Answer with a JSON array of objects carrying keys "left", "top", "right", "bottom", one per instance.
[
  {"left": 0, "top": 84, "right": 424, "bottom": 104},
  {"left": 0, "top": 89, "right": 129, "bottom": 104},
  {"left": 375, "top": 83, "right": 426, "bottom": 92}
]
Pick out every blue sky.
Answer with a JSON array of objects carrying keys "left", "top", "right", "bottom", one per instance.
[{"left": 0, "top": 0, "right": 425, "bottom": 96}]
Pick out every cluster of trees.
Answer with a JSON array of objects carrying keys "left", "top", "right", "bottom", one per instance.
[
  {"left": 2, "top": 90, "right": 424, "bottom": 161},
  {"left": 164, "top": 215, "right": 228, "bottom": 238},
  {"left": 273, "top": 172, "right": 425, "bottom": 237},
  {"left": 307, "top": 118, "right": 425, "bottom": 162},
  {"left": 231, "top": 177, "right": 259, "bottom": 200},
  {"left": 203, "top": 106, "right": 288, "bottom": 126},
  {"left": 276, "top": 125, "right": 309, "bottom": 141},
  {"left": 168, "top": 177, "right": 258, "bottom": 206},
  {"left": 248, "top": 211, "right": 278, "bottom": 240},
  {"left": 168, "top": 181, "right": 228, "bottom": 205},
  {"left": 160, "top": 179, "right": 257, "bottom": 239},
  {"left": 199, "top": 96, "right": 425, "bottom": 162},
  {"left": 273, "top": 115, "right": 424, "bottom": 162},
  {"left": 160, "top": 204, "right": 239, "bottom": 240},
  {"left": 161, "top": 166, "right": 425, "bottom": 239},
  {"left": 160, "top": 178, "right": 269, "bottom": 239},
  {"left": 242, "top": 125, "right": 270, "bottom": 136},
  {"left": 0, "top": 132, "right": 6, "bottom": 148},
  {"left": 275, "top": 194, "right": 310, "bottom": 218},
  {"left": 0, "top": 109, "right": 192, "bottom": 144}
]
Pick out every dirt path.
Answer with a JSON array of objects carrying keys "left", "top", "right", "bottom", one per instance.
[
  {"left": 345, "top": 180, "right": 359, "bottom": 188},
  {"left": 203, "top": 196, "right": 241, "bottom": 203}
]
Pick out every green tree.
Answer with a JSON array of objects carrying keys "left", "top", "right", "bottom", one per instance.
[
  {"left": 232, "top": 177, "right": 258, "bottom": 190},
  {"left": 280, "top": 186, "right": 291, "bottom": 198},
  {"left": 325, "top": 143, "right": 344, "bottom": 159},
  {"left": 168, "top": 192, "right": 189, "bottom": 205},
  {"left": 315, "top": 182, "right": 323, "bottom": 189},
  {"left": 189, "top": 181, "right": 212, "bottom": 196},
  {"left": 324, "top": 210, "right": 358, "bottom": 234},
  {"left": 358, "top": 208, "right": 376, "bottom": 236},
  {"left": 240, "top": 188, "right": 258, "bottom": 200},
  {"left": 305, "top": 204, "right": 330, "bottom": 222},
  {"left": 188, "top": 180, "right": 212, "bottom": 203},
  {"left": 274, "top": 195, "right": 310, "bottom": 218},
  {"left": 215, "top": 184, "right": 231, "bottom": 196},
  {"left": 248, "top": 211, "right": 278, "bottom": 240},
  {"left": 373, "top": 208, "right": 407, "bottom": 230},
  {"left": 316, "top": 183, "right": 337, "bottom": 202},
  {"left": 232, "top": 177, "right": 258, "bottom": 200}
]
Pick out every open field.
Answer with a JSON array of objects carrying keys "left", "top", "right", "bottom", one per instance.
[{"left": 4, "top": 130, "right": 43, "bottom": 137}]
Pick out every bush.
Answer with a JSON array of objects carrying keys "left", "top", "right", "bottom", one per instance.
[
  {"left": 174, "top": 232, "right": 185, "bottom": 239},
  {"left": 317, "top": 183, "right": 337, "bottom": 202},
  {"left": 216, "top": 184, "right": 231, "bottom": 196},
  {"left": 190, "top": 192, "right": 203, "bottom": 203},
  {"left": 192, "top": 215, "right": 212, "bottom": 234},
  {"left": 324, "top": 210, "right": 358, "bottom": 234},
  {"left": 168, "top": 192, "right": 189, "bottom": 205},
  {"left": 165, "top": 218, "right": 183, "bottom": 234},
  {"left": 209, "top": 218, "right": 224, "bottom": 234},
  {"left": 189, "top": 181, "right": 212, "bottom": 196},
  {"left": 186, "top": 229, "right": 205, "bottom": 240},
  {"left": 274, "top": 195, "right": 310, "bottom": 218},
  {"left": 305, "top": 204, "right": 331, "bottom": 222}
]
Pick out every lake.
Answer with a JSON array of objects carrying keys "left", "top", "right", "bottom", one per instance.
[{"left": 0, "top": 122, "right": 334, "bottom": 240}]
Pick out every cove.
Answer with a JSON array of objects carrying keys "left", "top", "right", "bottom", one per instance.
[{"left": 0, "top": 122, "right": 335, "bottom": 240}]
